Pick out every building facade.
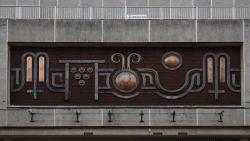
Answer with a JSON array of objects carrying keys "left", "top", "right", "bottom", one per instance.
[{"left": 0, "top": 0, "right": 250, "bottom": 141}]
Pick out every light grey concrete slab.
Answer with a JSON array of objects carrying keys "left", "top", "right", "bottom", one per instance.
[
  {"left": 126, "top": 0, "right": 148, "bottom": 6},
  {"left": 103, "top": 20, "right": 148, "bottom": 42},
  {"left": 171, "top": 0, "right": 193, "bottom": 7},
  {"left": 0, "top": 20, "right": 8, "bottom": 110},
  {"left": 103, "top": 109, "right": 149, "bottom": 126},
  {"left": 103, "top": 0, "right": 125, "bottom": 7},
  {"left": 150, "top": 20, "right": 196, "bottom": 42},
  {"left": 197, "top": 20, "right": 243, "bottom": 42},
  {"left": 58, "top": 0, "right": 81, "bottom": 7},
  {"left": 0, "top": 110, "right": 6, "bottom": 126},
  {"left": 7, "top": 109, "right": 54, "bottom": 127},
  {"left": 54, "top": 109, "right": 102, "bottom": 126},
  {"left": 194, "top": 0, "right": 211, "bottom": 7},
  {"left": 8, "top": 19, "right": 54, "bottom": 42},
  {"left": 198, "top": 109, "right": 244, "bottom": 126},
  {"left": 243, "top": 20, "right": 250, "bottom": 107},
  {"left": 40, "top": 0, "right": 57, "bottom": 6},
  {"left": 149, "top": 0, "right": 170, "bottom": 6},
  {"left": 80, "top": 0, "right": 102, "bottom": 7},
  {"left": 17, "top": 0, "right": 39, "bottom": 6},
  {"left": 150, "top": 109, "right": 197, "bottom": 126},
  {"left": 0, "top": 0, "right": 16, "bottom": 5},
  {"left": 235, "top": 0, "right": 250, "bottom": 7},
  {"left": 212, "top": 0, "right": 233, "bottom": 7},
  {"left": 245, "top": 109, "right": 250, "bottom": 125},
  {"left": 56, "top": 20, "right": 102, "bottom": 42}
]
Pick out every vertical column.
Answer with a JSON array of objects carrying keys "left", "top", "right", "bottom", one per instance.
[
  {"left": 219, "top": 57, "right": 226, "bottom": 83},
  {"left": 207, "top": 57, "right": 213, "bottom": 83},
  {"left": 39, "top": 56, "right": 45, "bottom": 82},
  {"left": 26, "top": 56, "right": 33, "bottom": 82}
]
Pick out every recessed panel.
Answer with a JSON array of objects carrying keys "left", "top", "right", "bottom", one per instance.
[{"left": 10, "top": 46, "right": 241, "bottom": 106}]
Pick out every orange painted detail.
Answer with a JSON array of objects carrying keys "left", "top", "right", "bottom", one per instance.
[
  {"left": 39, "top": 56, "right": 45, "bottom": 82},
  {"left": 220, "top": 57, "right": 226, "bottom": 83},
  {"left": 115, "top": 72, "right": 137, "bottom": 90},
  {"left": 164, "top": 55, "right": 180, "bottom": 68},
  {"left": 26, "top": 56, "right": 32, "bottom": 82},
  {"left": 207, "top": 57, "right": 213, "bottom": 83}
]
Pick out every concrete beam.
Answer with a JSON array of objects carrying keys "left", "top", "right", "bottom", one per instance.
[
  {"left": 103, "top": 20, "right": 148, "bottom": 42},
  {"left": 8, "top": 19, "right": 54, "bottom": 42},
  {"left": 150, "top": 20, "right": 196, "bottom": 42},
  {"left": 56, "top": 20, "right": 102, "bottom": 42},
  {"left": 197, "top": 20, "right": 243, "bottom": 42}
]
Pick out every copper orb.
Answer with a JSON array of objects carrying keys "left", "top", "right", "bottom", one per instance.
[
  {"left": 115, "top": 72, "right": 137, "bottom": 90},
  {"left": 164, "top": 55, "right": 180, "bottom": 68}
]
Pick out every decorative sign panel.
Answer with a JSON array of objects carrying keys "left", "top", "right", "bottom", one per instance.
[{"left": 10, "top": 47, "right": 241, "bottom": 106}]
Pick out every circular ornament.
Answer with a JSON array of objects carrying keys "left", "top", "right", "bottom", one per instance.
[
  {"left": 79, "top": 80, "right": 85, "bottom": 86},
  {"left": 113, "top": 69, "right": 139, "bottom": 93},
  {"left": 74, "top": 73, "right": 81, "bottom": 79},
  {"left": 71, "top": 67, "right": 77, "bottom": 73},
  {"left": 79, "top": 67, "right": 85, "bottom": 73},
  {"left": 83, "top": 74, "right": 90, "bottom": 80},
  {"left": 162, "top": 51, "right": 183, "bottom": 71},
  {"left": 87, "top": 67, "right": 93, "bottom": 73}
]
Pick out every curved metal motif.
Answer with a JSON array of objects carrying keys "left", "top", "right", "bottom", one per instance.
[
  {"left": 110, "top": 53, "right": 125, "bottom": 69},
  {"left": 127, "top": 53, "right": 142, "bottom": 69}
]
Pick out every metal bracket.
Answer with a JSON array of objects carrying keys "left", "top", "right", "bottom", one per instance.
[
  {"left": 171, "top": 111, "right": 176, "bottom": 122},
  {"left": 139, "top": 111, "right": 144, "bottom": 122},
  {"left": 76, "top": 111, "right": 80, "bottom": 122},
  {"left": 29, "top": 111, "right": 35, "bottom": 122},
  {"left": 218, "top": 111, "right": 224, "bottom": 122},
  {"left": 108, "top": 111, "right": 112, "bottom": 122}
]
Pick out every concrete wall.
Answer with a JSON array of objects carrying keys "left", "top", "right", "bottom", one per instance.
[
  {"left": 0, "top": 19, "right": 247, "bottom": 130},
  {"left": 0, "top": 0, "right": 249, "bottom": 136}
]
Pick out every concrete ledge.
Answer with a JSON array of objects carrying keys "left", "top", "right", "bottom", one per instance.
[
  {"left": 103, "top": 20, "right": 148, "bottom": 42},
  {"left": 150, "top": 20, "right": 196, "bottom": 42},
  {"left": 8, "top": 19, "right": 54, "bottom": 42},
  {"left": 56, "top": 20, "right": 102, "bottom": 42},
  {"left": 197, "top": 20, "right": 243, "bottom": 42}
]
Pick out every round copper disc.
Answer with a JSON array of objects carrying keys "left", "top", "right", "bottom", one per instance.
[
  {"left": 164, "top": 55, "right": 180, "bottom": 68},
  {"left": 115, "top": 72, "right": 137, "bottom": 90}
]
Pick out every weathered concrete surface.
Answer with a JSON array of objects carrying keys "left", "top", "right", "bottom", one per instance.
[
  {"left": 235, "top": 0, "right": 250, "bottom": 7},
  {"left": 17, "top": 0, "right": 39, "bottom": 6},
  {"left": 243, "top": 20, "right": 250, "bottom": 107},
  {"left": 150, "top": 20, "right": 196, "bottom": 42},
  {"left": 171, "top": 0, "right": 193, "bottom": 7},
  {"left": 7, "top": 109, "right": 54, "bottom": 127},
  {"left": 8, "top": 20, "right": 54, "bottom": 42},
  {"left": 150, "top": 109, "right": 197, "bottom": 126},
  {"left": 194, "top": 0, "right": 211, "bottom": 7},
  {"left": 103, "top": 109, "right": 149, "bottom": 126},
  {"left": 80, "top": 0, "right": 102, "bottom": 7},
  {"left": 197, "top": 109, "right": 244, "bottom": 126},
  {"left": 149, "top": 0, "right": 170, "bottom": 6},
  {"left": 0, "top": 0, "right": 16, "bottom": 5},
  {"left": 0, "top": 110, "right": 6, "bottom": 126},
  {"left": 0, "top": 19, "right": 8, "bottom": 110},
  {"left": 126, "top": 0, "right": 148, "bottom": 6},
  {"left": 58, "top": 0, "right": 81, "bottom": 7},
  {"left": 212, "top": 0, "right": 233, "bottom": 7},
  {"left": 103, "top": 20, "right": 148, "bottom": 42},
  {"left": 56, "top": 20, "right": 102, "bottom": 42},
  {"left": 54, "top": 109, "right": 102, "bottom": 126},
  {"left": 103, "top": 0, "right": 125, "bottom": 7},
  {"left": 40, "top": 0, "right": 57, "bottom": 6},
  {"left": 197, "top": 20, "right": 243, "bottom": 42}
]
